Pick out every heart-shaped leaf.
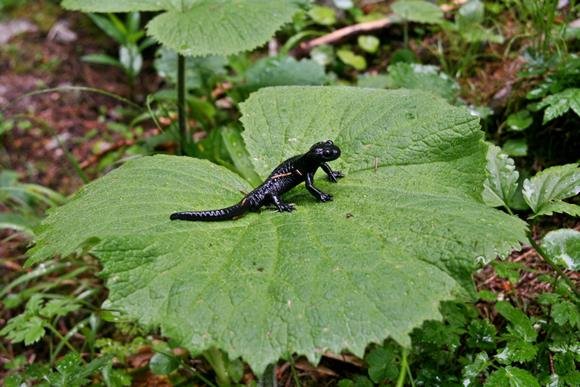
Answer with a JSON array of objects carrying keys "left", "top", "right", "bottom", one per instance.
[
  {"left": 62, "top": 0, "right": 300, "bottom": 56},
  {"left": 29, "top": 87, "right": 527, "bottom": 373}
]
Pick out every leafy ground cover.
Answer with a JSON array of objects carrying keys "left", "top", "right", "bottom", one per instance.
[{"left": 1, "top": 0, "right": 578, "bottom": 386}]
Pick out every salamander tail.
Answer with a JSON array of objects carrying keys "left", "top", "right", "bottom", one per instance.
[{"left": 170, "top": 201, "right": 249, "bottom": 221}]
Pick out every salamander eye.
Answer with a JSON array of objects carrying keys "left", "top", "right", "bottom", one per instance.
[{"left": 323, "top": 149, "right": 331, "bottom": 156}]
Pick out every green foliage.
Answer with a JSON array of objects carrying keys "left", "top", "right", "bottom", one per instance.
[
  {"left": 337, "top": 49, "right": 367, "bottom": 70},
  {"left": 502, "top": 138, "right": 528, "bottom": 157},
  {"left": 532, "top": 88, "right": 580, "bottom": 124},
  {"left": 154, "top": 47, "right": 227, "bottom": 91},
  {"left": 149, "top": 352, "right": 180, "bottom": 375},
  {"left": 357, "top": 35, "right": 380, "bottom": 54},
  {"left": 42, "top": 352, "right": 113, "bottom": 387},
  {"left": 28, "top": 87, "right": 527, "bottom": 373},
  {"left": 365, "top": 342, "right": 400, "bottom": 384},
  {"left": 506, "top": 110, "right": 533, "bottom": 132},
  {"left": 62, "top": 0, "right": 164, "bottom": 12},
  {"left": 391, "top": 0, "right": 443, "bottom": 24},
  {"left": 495, "top": 301, "right": 537, "bottom": 342},
  {"left": 245, "top": 55, "right": 327, "bottom": 89},
  {"left": 485, "top": 366, "right": 540, "bottom": 387},
  {"left": 308, "top": 5, "right": 336, "bottom": 26},
  {"left": 83, "top": 12, "right": 155, "bottom": 84},
  {"left": 492, "top": 261, "right": 528, "bottom": 285},
  {"left": 0, "top": 294, "right": 81, "bottom": 345},
  {"left": 542, "top": 229, "right": 580, "bottom": 271},
  {"left": 522, "top": 163, "right": 580, "bottom": 218},
  {"left": 483, "top": 145, "right": 526, "bottom": 211},
  {"left": 63, "top": 0, "right": 300, "bottom": 56},
  {"left": 356, "top": 62, "right": 460, "bottom": 104},
  {"left": 453, "top": 0, "right": 504, "bottom": 44},
  {"left": 148, "top": 0, "right": 300, "bottom": 56},
  {"left": 385, "top": 62, "right": 460, "bottom": 103},
  {"left": 0, "top": 170, "right": 65, "bottom": 238}
]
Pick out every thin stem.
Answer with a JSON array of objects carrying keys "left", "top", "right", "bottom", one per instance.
[
  {"left": 177, "top": 53, "right": 188, "bottom": 155},
  {"left": 503, "top": 204, "right": 514, "bottom": 216},
  {"left": 405, "top": 352, "right": 416, "bottom": 387},
  {"left": 183, "top": 363, "right": 218, "bottom": 387},
  {"left": 45, "top": 323, "right": 77, "bottom": 364},
  {"left": 396, "top": 348, "right": 409, "bottom": 387},
  {"left": 203, "top": 347, "right": 231, "bottom": 387},
  {"left": 403, "top": 20, "right": 409, "bottom": 49},
  {"left": 289, "top": 357, "right": 301, "bottom": 387},
  {"left": 8, "top": 86, "right": 142, "bottom": 112},
  {"left": 259, "top": 364, "right": 277, "bottom": 387}
]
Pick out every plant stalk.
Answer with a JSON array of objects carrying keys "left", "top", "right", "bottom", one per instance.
[
  {"left": 177, "top": 53, "right": 188, "bottom": 155},
  {"left": 203, "top": 347, "right": 231, "bottom": 387},
  {"left": 259, "top": 364, "right": 277, "bottom": 387},
  {"left": 403, "top": 20, "right": 409, "bottom": 48},
  {"left": 396, "top": 348, "right": 409, "bottom": 387}
]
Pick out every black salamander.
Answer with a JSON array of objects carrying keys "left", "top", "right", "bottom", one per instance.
[{"left": 170, "top": 140, "right": 343, "bottom": 221}]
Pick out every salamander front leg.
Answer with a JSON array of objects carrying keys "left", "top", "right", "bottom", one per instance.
[
  {"left": 321, "top": 162, "right": 344, "bottom": 183},
  {"left": 305, "top": 172, "right": 332, "bottom": 202},
  {"left": 270, "top": 194, "right": 295, "bottom": 212}
]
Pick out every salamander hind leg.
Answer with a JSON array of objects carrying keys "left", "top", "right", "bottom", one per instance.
[{"left": 270, "top": 194, "right": 295, "bottom": 212}]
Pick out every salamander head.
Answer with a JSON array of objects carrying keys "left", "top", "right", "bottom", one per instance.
[{"left": 308, "top": 140, "right": 341, "bottom": 161}]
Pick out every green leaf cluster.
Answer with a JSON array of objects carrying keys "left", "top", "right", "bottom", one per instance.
[
  {"left": 0, "top": 170, "right": 65, "bottom": 238},
  {"left": 357, "top": 63, "right": 460, "bottom": 103},
  {"left": 532, "top": 88, "right": 580, "bottom": 124},
  {"left": 0, "top": 294, "right": 81, "bottom": 345}
]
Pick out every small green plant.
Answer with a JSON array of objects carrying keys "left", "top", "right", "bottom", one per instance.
[
  {"left": 0, "top": 170, "right": 65, "bottom": 238},
  {"left": 83, "top": 12, "right": 155, "bottom": 86},
  {"left": 438, "top": 0, "right": 504, "bottom": 77},
  {"left": 484, "top": 145, "right": 579, "bottom": 217},
  {"left": 3, "top": 352, "right": 113, "bottom": 387}
]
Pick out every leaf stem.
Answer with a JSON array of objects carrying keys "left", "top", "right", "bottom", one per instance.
[
  {"left": 289, "top": 357, "right": 301, "bottom": 387},
  {"left": 403, "top": 20, "right": 409, "bottom": 48},
  {"left": 45, "top": 323, "right": 77, "bottom": 364},
  {"left": 396, "top": 347, "right": 409, "bottom": 387},
  {"left": 177, "top": 53, "right": 188, "bottom": 155},
  {"left": 259, "top": 364, "right": 277, "bottom": 387},
  {"left": 8, "top": 86, "right": 142, "bottom": 112},
  {"left": 203, "top": 347, "right": 231, "bottom": 387}
]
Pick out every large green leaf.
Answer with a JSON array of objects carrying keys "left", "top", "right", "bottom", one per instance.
[
  {"left": 62, "top": 0, "right": 166, "bottom": 12},
  {"left": 147, "top": 1, "right": 300, "bottom": 56},
  {"left": 29, "top": 87, "right": 527, "bottom": 373},
  {"left": 62, "top": 0, "right": 300, "bottom": 56}
]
